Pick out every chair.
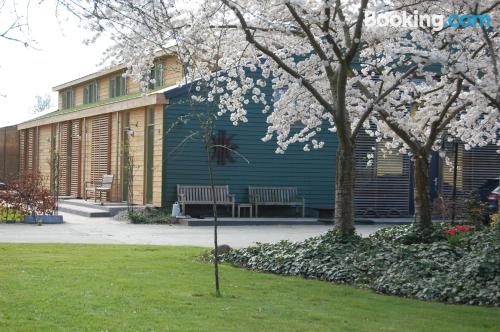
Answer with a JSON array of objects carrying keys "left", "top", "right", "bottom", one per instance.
[{"left": 84, "top": 174, "right": 114, "bottom": 204}]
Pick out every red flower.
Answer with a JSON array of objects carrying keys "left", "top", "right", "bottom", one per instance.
[
  {"left": 456, "top": 225, "right": 471, "bottom": 233},
  {"left": 444, "top": 228, "right": 456, "bottom": 236}
]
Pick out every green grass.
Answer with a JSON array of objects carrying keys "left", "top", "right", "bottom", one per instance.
[{"left": 0, "top": 244, "right": 498, "bottom": 332}]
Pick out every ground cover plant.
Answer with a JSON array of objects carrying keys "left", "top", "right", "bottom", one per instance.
[
  {"left": 0, "top": 244, "right": 499, "bottom": 332},
  {"left": 224, "top": 224, "right": 500, "bottom": 306},
  {"left": 127, "top": 207, "right": 172, "bottom": 224}
]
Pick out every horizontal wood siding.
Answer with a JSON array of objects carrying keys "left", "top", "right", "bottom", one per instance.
[{"left": 162, "top": 93, "right": 337, "bottom": 210}]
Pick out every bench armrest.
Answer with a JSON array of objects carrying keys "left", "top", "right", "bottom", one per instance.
[
  {"left": 228, "top": 194, "right": 235, "bottom": 202},
  {"left": 177, "top": 193, "right": 185, "bottom": 202}
]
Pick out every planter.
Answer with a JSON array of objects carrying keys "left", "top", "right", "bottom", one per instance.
[{"left": 23, "top": 215, "right": 64, "bottom": 224}]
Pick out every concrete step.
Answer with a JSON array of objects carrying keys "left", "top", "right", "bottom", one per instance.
[
  {"left": 177, "top": 217, "right": 327, "bottom": 226},
  {"left": 58, "top": 203, "right": 112, "bottom": 218},
  {"left": 57, "top": 199, "right": 129, "bottom": 217}
]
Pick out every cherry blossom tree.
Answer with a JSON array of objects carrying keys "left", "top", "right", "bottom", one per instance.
[
  {"left": 362, "top": 0, "right": 499, "bottom": 228},
  {"left": 56, "top": 0, "right": 498, "bottom": 232},
  {"left": 57, "top": 0, "right": 431, "bottom": 234}
]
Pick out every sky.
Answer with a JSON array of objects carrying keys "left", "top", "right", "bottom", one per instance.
[{"left": 0, "top": 0, "right": 110, "bottom": 127}]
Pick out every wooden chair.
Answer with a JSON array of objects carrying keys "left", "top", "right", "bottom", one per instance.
[{"left": 84, "top": 175, "right": 114, "bottom": 205}]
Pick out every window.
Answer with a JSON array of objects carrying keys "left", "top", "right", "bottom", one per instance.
[
  {"left": 109, "top": 74, "right": 127, "bottom": 98},
  {"left": 149, "top": 62, "right": 164, "bottom": 89},
  {"left": 376, "top": 141, "right": 403, "bottom": 176},
  {"left": 83, "top": 81, "right": 99, "bottom": 104},
  {"left": 61, "top": 89, "right": 75, "bottom": 109}
]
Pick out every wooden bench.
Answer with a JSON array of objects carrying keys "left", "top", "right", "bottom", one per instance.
[
  {"left": 177, "top": 185, "right": 235, "bottom": 217},
  {"left": 249, "top": 186, "right": 305, "bottom": 217},
  {"left": 84, "top": 174, "right": 114, "bottom": 204}
]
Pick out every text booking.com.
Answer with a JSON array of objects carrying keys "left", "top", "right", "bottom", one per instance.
[{"left": 365, "top": 11, "right": 492, "bottom": 31}]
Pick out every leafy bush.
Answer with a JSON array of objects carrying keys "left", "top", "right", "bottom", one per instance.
[
  {"left": 0, "top": 206, "right": 27, "bottom": 222},
  {"left": 223, "top": 224, "right": 500, "bottom": 306},
  {"left": 128, "top": 208, "right": 172, "bottom": 224},
  {"left": 0, "top": 171, "right": 55, "bottom": 216}
]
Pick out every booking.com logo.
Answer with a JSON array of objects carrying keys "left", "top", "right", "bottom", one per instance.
[{"left": 365, "top": 11, "right": 492, "bottom": 31}]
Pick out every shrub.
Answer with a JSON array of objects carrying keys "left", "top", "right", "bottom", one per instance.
[
  {"left": 128, "top": 208, "right": 172, "bottom": 224},
  {"left": 223, "top": 224, "right": 500, "bottom": 306},
  {"left": 0, "top": 206, "right": 27, "bottom": 222},
  {"left": 0, "top": 171, "right": 55, "bottom": 217}
]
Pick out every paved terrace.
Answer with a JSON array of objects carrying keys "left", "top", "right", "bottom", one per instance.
[{"left": 0, "top": 212, "right": 394, "bottom": 248}]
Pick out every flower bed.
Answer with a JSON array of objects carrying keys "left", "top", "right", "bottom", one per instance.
[{"left": 223, "top": 224, "right": 500, "bottom": 306}]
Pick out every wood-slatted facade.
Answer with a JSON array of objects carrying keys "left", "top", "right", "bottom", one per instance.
[
  {"left": 90, "top": 114, "right": 111, "bottom": 199},
  {"left": 0, "top": 126, "right": 19, "bottom": 181},
  {"left": 354, "top": 131, "right": 411, "bottom": 217}
]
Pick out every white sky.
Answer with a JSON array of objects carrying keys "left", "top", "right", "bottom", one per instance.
[{"left": 0, "top": 0, "right": 109, "bottom": 127}]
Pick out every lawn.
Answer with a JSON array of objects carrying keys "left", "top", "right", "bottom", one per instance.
[{"left": 0, "top": 244, "right": 498, "bottom": 332}]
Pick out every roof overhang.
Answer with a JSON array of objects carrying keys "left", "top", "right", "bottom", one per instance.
[
  {"left": 52, "top": 47, "right": 178, "bottom": 92},
  {"left": 18, "top": 93, "right": 168, "bottom": 129},
  {"left": 52, "top": 64, "right": 128, "bottom": 92}
]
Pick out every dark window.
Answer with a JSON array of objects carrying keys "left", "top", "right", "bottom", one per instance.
[
  {"left": 109, "top": 74, "right": 127, "bottom": 98},
  {"left": 149, "top": 62, "right": 164, "bottom": 89},
  {"left": 83, "top": 81, "right": 99, "bottom": 104},
  {"left": 61, "top": 90, "right": 75, "bottom": 109}
]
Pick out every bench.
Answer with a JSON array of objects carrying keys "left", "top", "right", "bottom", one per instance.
[
  {"left": 84, "top": 174, "right": 114, "bottom": 204},
  {"left": 177, "top": 185, "right": 235, "bottom": 217},
  {"left": 249, "top": 186, "right": 305, "bottom": 217}
]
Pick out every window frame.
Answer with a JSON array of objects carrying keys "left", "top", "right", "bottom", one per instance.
[
  {"left": 83, "top": 80, "right": 99, "bottom": 104},
  {"left": 109, "top": 73, "right": 128, "bottom": 98},
  {"left": 61, "top": 89, "right": 75, "bottom": 109}
]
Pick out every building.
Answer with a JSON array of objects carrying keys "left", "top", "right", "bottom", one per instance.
[
  {"left": 14, "top": 55, "right": 500, "bottom": 217},
  {"left": 17, "top": 53, "right": 183, "bottom": 206}
]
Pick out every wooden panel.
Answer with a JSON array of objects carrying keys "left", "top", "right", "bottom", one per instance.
[
  {"left": 59, "top": 122, "right": 70, "bottom": 196},
  {"left": 19, "top": 129, "right": 26, "bottom": 172},
  {"left": 127, "top": 108, "right": 146, "bottom": 205},
  {"left": 70, "top": 120, "right": 82, "bottom": 197},
  {"left": 152, "top": 105, "right": 163, "bottom": 206},
  {"left": 91, "top": 114, "right": 111, "bottom": 199},
  {"left": 164, "top": 55, "right": 183, "bottom": 87},
  {"left": 37, "top": 125, "right": 52, "bottom": 189},
  {"left": 26, "top": 128, "right": 34, "bottom": 172}
]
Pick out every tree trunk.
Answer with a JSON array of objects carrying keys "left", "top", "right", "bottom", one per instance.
[
  {"left": 334, "top": 144, "right": 356, "bottom": 234},
  {"left": 413, "top": 155, "right": 433, "bottom": 229}
]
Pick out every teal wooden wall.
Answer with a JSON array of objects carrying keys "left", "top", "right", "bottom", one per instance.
[{"left": 161, "top": 86, "right": 338, "bottom": 211}]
